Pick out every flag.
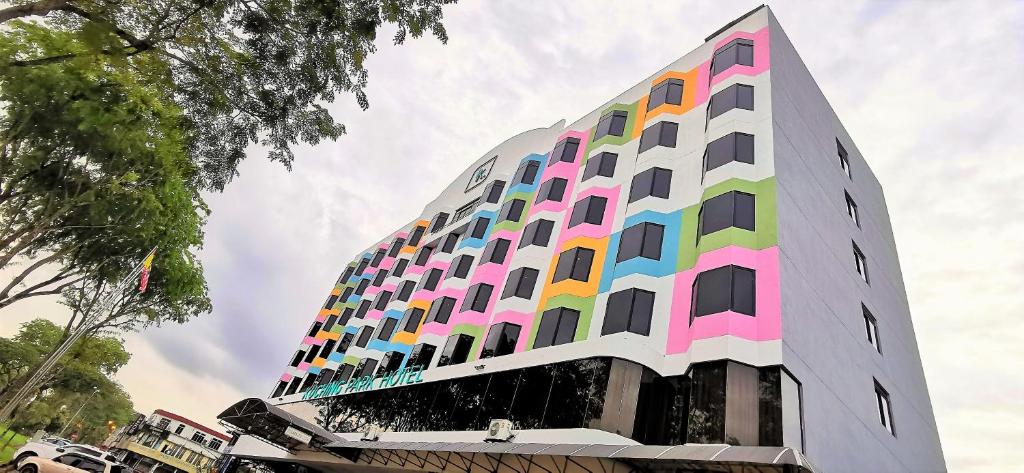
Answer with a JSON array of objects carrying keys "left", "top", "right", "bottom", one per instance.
[{"left": 139, "top": 250, "right": 156, "bottom": 292}]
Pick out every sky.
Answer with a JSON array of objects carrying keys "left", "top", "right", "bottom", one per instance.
[{"left": 1, "top": 0, "right": 1022, "bottom": 471}]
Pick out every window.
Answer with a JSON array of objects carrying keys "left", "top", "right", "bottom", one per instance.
[
  {"left": 629, "top": 167, "right": 672, "bottom": 203},
  {"left": 453, "top": 199, "right": 479, "bottom": 223},
  {"left": 712, "top": 38, "right": 754, "bottom": 75},
  {"left": 838, "top": 140, "right": 851, "bottom": 179},
  {"left": 413, "top": 245, "right": 433, "bottom": 266},
  {"left": 191, "top": 432, "right": 206, "bottom": 443},
  {"left": 446, "top": 255, "right": 474, "bottom": 279},
  {"left": 392, "top": 258, "right": 409, "bottom": 277},
  {"left": 568, "top": 196, "right": 608, "bottom": 227},
  {"left": 497, "top": 199, "right": 526, "bottom": 223},
  {"left": 553, "top": 247, "right": 595, "bottom": 283},
  {"left": 319, "top": 339, "right": 336, "bottom": 358},
  {"left": 647, "top": 78, "right": 684, "bottom": 111},
  {"left": 355, "top": 326, "right": 373, "bottom": 348},
  {"left": 617, "top": 222, "right": 664, "bottom": 262},
  {"left": 400, "top": 307, "right": 426, "bottom": 333},
  {"left": 480, "top": 238, "right": 511, "bottom": 265},
  {"left": 418, "top": 268, "right": 443, "bottom": 292},
  {"left": 408, "top": 225, "right": 426, "bottom": 246},
  {"left": 705, "top": 132, "right": 754, "bottom": 172},
  {"left": 355, "top": 258, "right": 369, "bottom": 275},
  {"left": 355, "top": 358, "right": 378, "bottom": 378},
  {"left": 430, "top": 212, "right": 449, "bottom": 232},
  {"left": 208, "top": 439, "right": 223, "bottom": 451},
  {"left": 535, "top": 177, "right": 568, "bottom": 204},
  {"left": 425, "top": 296, "right": 457, "bottom": 324},
  {"left": 340, "top": 286, "right": 353, "bottom": 301},
  {"left": 407, "top": 343, "right": 436, "bottom": 369},
  {"left": 583, "top": 152, "right": 617, "bottom": 181},
  {"left": 709, "top": 84, "right": 754, "bottom": 119},
  {"left": 864, "top": 305, "right": 881, "bottom": 353},
  {"left": 533, "top": 308, "right": 580, "bottom": 348},
  {"left": 437, "top": 334, "right": 475, "bottom": 367},
  {"left": 512, "top": 161, "right": 540, "bottom": 185},
  {"left": 594, "top": 110, "right": 628, "bottom": 140},
  {"left": 481, "top": 323, "right": 521, "bottom": 358},
  {"left": 690, "top": 265, "right": 756, "bottom": 321},
  {"left": 845, "top": 191, "right": 860, "bottom": 227},
  {"left": 175, "top": 424, "right": 185, "bottom": 435},
  {"left": 874, "top": 380, "right": 895, "bottom": 435},
  {"left": 289, "top": 351, "right": 304, "bottom": 367},
  {"left": 354, "top": 278, "right": 370, "bottom": 296},
  {"left": 375, "top": 317, "right": 398, "bottom": 341},
  {"left": 337, "top": 333, "right": 354, "bottom": 353},
  {"left": 519, "top": 219, "right": 554, "bottom": 248},
  {"left": 461, "top": 283, "right": 494, "bottom": 313},
  {"left": 322, "top": 314, "right": 338, "bottom": 332},
  {"left": 602, "top": 288, "right": 655, "bottom": 336},
  {"left": 469, "top": 216, "right": 490, "bottom": 239},
  {"left": 303, "top": 346, "right": 318, "bottom": 363},
  {"left": 638, "top": 121, "right": 678, "bottom": 153},
  {"left": 484, "top": 180, "right": 506, "bottom": 204},
  {"left": 853, "top": 242, "right": 869, "bottom": 283},
  {"left": 336, "top": 364, "right": 356, "bottom": 382},
  {"left": 306, "top": 321, "right": 323, "bottom": 337},
  {"left": 439, "top": 233, "right": 460, "bottom": 253},
  {"left": 387, "top": 237, "right": 406, "bottom": 257},
  {"left": 698, "top": 191, "right": 755, "bottom": 238},
  {"left": 339, "top": 307, "right": 354, "bottom": 325},
  {"left": 396, "top": 280, "right": 415, "bottom": 301},
  {"left": 373, "top": 290, "right": 392, "bottom": 310},
  {"left": 354, "top": 299, "right": 372, "bottom": 319},
  {"left": 323, "top": 294, "right": 339, "bottom": 310},
  {"left": 370, "top": 248, "right": 385, "bottom": 267},
  {"left": 548, "top": 137, "right": 581, "bottom": 166},
  {"left": 377, "top": 351, "right": 404, "bottom": 376},
  {"left": 502, "top": 267, "right": 539, "bottom": 300},
  {"left": 339, "top": 266, "right": 355, "bottom": 284},
  {"left": 371, "top": 269, "right": 389, "bottom": 287}
]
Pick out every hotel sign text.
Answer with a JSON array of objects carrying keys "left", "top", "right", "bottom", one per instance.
[{"left": 301, "top": 365, "right": 425, "bottom": 401}]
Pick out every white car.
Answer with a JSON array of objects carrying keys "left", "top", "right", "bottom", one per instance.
[
  {"left": 12, "top": 441, "right": 116, "bottom": 465},
  {"left": 17, "top": 452, "right": 128, "bottom": 473}
]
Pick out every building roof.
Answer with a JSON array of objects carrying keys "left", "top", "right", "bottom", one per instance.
[{"left": 154, "top": 409, "right": 231, "bottom": 441}]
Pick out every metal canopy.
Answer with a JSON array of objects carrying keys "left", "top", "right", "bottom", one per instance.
[{"left": 218, "top": 398, "right": 340, "bottom": 451}]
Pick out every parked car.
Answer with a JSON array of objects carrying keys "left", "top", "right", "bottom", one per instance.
[
  {"left": 16, "top": 453, "right": 127, "bottom": 473},
  {"left": 12, "top": 441, "right": 116, "bottom": 465}
]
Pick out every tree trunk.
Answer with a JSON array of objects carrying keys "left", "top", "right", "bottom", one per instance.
[{"left": 0, "top": 0, "right": 69, "bottom": 24}]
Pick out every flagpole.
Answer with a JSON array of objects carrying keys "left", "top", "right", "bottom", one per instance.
[{"left": 0, "top": 247, "right": 157, "bottom": 424}]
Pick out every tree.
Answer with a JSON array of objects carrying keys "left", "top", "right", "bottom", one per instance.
[
  {"left": 0, "top": 0, "right": 454, "bottom": 190},
  {"left": 0, "top": 23, "right": 210, "bottom": 313}
]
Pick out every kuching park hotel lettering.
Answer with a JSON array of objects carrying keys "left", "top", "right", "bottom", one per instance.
[{"left": 302, "top": 365, "right": 425, "bottom": 400}]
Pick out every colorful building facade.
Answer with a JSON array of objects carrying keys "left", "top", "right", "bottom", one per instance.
[
  {"left": 220, "top": 6, "right": 945, "bottom": 473},
  {"left": 106, "top": 410, "right": 231, "bottom": 473}
]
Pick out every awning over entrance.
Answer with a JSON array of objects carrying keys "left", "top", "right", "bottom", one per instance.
[{"left": 218, "top": 398, "right": 340, "bottom": 450}]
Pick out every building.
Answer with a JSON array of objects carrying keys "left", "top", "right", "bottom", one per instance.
[
  {"left": 105, "top": 409, "right": 231, "bottom": 473},
  {"left": 216, "top": 6, "right": 946, "bottom": 473}
]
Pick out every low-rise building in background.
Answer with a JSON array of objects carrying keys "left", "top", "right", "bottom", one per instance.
[{"left": 103, "top": 409, "right": 230, "bottom": 473}]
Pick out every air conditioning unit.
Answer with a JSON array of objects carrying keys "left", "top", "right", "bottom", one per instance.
[
  {"left": 361, "top": 426, "right": 382, "bottom": 441},
  {"left": 484, "top": 419, "right": 514, "bottom": 442}
]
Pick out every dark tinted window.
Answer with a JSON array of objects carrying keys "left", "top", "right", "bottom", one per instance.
[
  {"left": 371, "top": 269, "right": 389, "bottom": 287},
  {"left": 501, "top": 267, "right": 539, "bottom": 300},
  {"left": 568, "top": 196, "right": 608, "bottom": 227},
  {"left": 446, "top": 255, "right": 474, "bottom": 279},
  {"left": 629, "top": 167, "right": 672, "bottom": 202},
  {"left": 337, "top": 333, "right": 354, "bottom": 352},
  {"left": 355, "top": 358, "right": 378, "bottom": 378},
  {"left": 336, "top": 364, "right": 356, "bottom": 383},
  {"left": 687, "top": 361, "right": 727, "bottom": 443},
  {"left": 425, "top": 296, "right": 457, "bottom": 324},
  {"left": 548, "top": 137, "right": 581, "bottom": 166},
  {"left": 553, "top": 247, "right": 595, "bottom": 283},
  {"left": 354, "top": 278, "right": 370, "bottom": 296},
  {"left": 594, "top": 111, "right": 628, "bottom": 140},
  {"left": 439, "top": 233, "right": 460, "bottom": 254},
  {"left": 377, "top": 351, "right": 404, "bottom": 376},
  {"left": 290, "top": 350, "right": 304, "bottom": 366},
  {"left": 418, "top": 268, "right": 443, "bottom": 292},
  {"left": 709, "top": 84, "right": 754, "bottom": 119},
  {"left": 339, "top": 307, "right": 354, "bottom": 325},
  {"left": 408, "top": 343, "right": 436, "bottom": 368},
  {"left": 355, "top": 326, "right": 373, "bottom": 348},
  {"left": 354, "top": 299, "right": 372, "bottom": 319},
  {"left": 469, "top": 216, "right": 490, "bottom": 239},
  {"left": 691, "top": 265, "right": 756, "bottom": 321},
  {"left": 698, "top": 191, "right": 755, "bottom": 237},
  {"left": 437, "top": 334, "right": 475, "bottom": 366},
  {"left": 480, "top": 238, "right": 512, "bottom": 265},
  {"left": 373, "top": 290, "right": 392, "bottom": 310},
  {"left": 519, "top": 219, "right": 555, "bottom": 248},
  {"left": 400, "top": 307, "right": 425, "bottom": 333},
  {"left": 712, "top": 38, "right": 754, "bottom": 75},
  {"left": 413, "top": 245, "right": 433, "bottom": 266},
  {"left": 303, "top": 346, "right": 318, "bottom": 363},
  {"left": 481, "top": 322, "right": 521, "bottom": 358},
  {"left": 392, "top": 258, "right": 409, "bottom": 277},
  {"left": 497, "top": 199, "right": 526, "bottom": 223},
  {"left": 323, "top": 294, "right": 339, "bottom": 310},
  {"left": 617, "top": 222, "right": 664, "bottom": 262},
  {"left": 370, "top": 248, "right": 386, "bottom": 267},
  {"left": 638, "top": 121, "right": 678, "bottom": 153},
  {"left": 408, "top": 225, "right": 426, "bottom": 246},
  {"left": 534, "top": 308, "right": 580, "bottom": 348},
  {"left": 319, "top": 339, "right": 336, "bottom": 358},
  {"left": 484, "top": 180, "right": 506, "bottom": 204},
  {"left": 838, "top": 140, "right": 852, "bottom": 178},
  {"left": 461, "top": 283, "right": 494, "bottom": 313},
  {"left": 323, "top": 314, "right": 339, "bottom": 332},
  {"left": 396, "top": 280, "right": 415, "bottom": 301},
  {"left": 705, "top": 132, "right": 754, "bottom": 172},
  {"left": 601, "top": 288, "right": 655, "bottom": 336},
  {"left": 512, "top": 161, "right": 540, "bottom": 185},
  {"left": 535, "top": 177, "right": 568, "bottom": 204},
  {"left": 340, "top": 286, "right": 354, "bottom": 301},
  {"left": 430, "top": 212, "right": 449, "bottom": 232},
  {"left": 388, "top": 237, "right": 406, "bottom": 257},
  {"left": 647, "top": 78, "right": 684, "bottom": 111},
  {"left": 355, "top": 258, "right": 370, "bottom": 275},
  {"left": 340, "top": 266, "right": 355, "bottom": 284},
  {"left": 375, "top": 317, "right": 398, "bottom": 341},
  {"left": 583, "top": 152, "right": 617, "bottom": 181}
]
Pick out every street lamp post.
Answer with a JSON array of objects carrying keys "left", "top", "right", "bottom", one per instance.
[{"left": 58, "top": 387, "right": 100, "bottom": 437}]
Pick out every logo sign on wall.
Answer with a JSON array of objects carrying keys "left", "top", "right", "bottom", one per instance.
[{"left": 465, "top": 155, "right": 497, "bottom": 193}]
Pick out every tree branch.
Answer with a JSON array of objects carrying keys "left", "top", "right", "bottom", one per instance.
[{"left": 0, "top": 0, "right": 69, "bottom": 24}]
